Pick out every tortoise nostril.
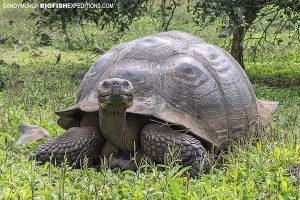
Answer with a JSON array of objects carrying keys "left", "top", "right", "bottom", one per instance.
[{"left": 113, "top": 82, "right": 120, "bottom": 87}]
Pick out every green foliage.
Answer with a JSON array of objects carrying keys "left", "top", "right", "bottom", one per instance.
[
  {"left": 189, "top": 0, "right": 300, "bottom": 68},
  {"left": 0, "top": 66, "right": 10, "bottom": 90},
  {"left": 245, "top": 48, "right": 300, "bottom": 87},
  {"left": 148, "top": 0, "right": 181, "bottom": 31},
  {"left": 1, "top": 2, "right": 300, "bottom": 199},
  {"left": 190, "top": 0, "right": 300, "bottom": 29},
  {"left": 0, "top": 52, "right": 299, "bottom": 197},
  {"left": 25, "top": 0, "right": 149, "bottom": 47}
]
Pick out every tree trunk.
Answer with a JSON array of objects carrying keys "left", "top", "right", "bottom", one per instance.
[
  {"left": 230, "top": 7, "right": 259, "bottom": 69},
  {"left": 160, "top": 0, "right": 167, "bottom": 31},
  {"left": 230, "top": 25, "right": 246, "bottom": 69}
]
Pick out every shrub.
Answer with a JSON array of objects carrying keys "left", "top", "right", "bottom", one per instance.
[
  {"left": 0, "top": 69, "right": 10, "bottom": 91},
  {"left": 246, "top": 50, "right": 300, "bottom": 87}
]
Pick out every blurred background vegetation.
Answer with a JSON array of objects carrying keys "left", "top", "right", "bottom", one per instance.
[
  {"left": 0, "top": 0, "right": 299, "bottom": 199},
  {"left": 1, "top": 0, "right": 299, "bottom": 87}
]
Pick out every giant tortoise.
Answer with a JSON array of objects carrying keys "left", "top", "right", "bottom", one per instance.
[{"left": 19, "top": 31, "right": 279, "bottom": 176}]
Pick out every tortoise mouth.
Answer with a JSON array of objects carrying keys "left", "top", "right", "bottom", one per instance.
[
  {"left": 98, "top": 94, "right": 133, "bottom": 110},
  {"left": 100, "top": 94, "right": 133, "bottom": 103}
]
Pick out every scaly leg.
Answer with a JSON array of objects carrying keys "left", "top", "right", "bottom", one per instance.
[
  {"left": 140, "top": 123, "right": 211, "bottom": 177},
  {"left": 35, "top": 126, "right": 105, "bottom": 167}
]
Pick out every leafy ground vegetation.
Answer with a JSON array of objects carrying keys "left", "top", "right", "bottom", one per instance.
[{"left": 0, "top": 1, "right": 299, "bottom": 199}]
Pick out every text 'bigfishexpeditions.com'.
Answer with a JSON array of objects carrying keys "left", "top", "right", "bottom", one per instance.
[{"left": 2, "top": 2, "right": 114, "bottom": 9}]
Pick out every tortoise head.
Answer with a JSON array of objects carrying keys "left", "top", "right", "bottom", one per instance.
[{"left": 97, "top": 78, "right": 134, "bottom": 112}]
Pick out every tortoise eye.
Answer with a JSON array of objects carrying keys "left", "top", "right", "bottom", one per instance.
[
  {"left": 122, "top": 81, "right": 129, "bottom": 88},
  {"left": 102, "top": 81, "right": 110, "bottom": 88}
]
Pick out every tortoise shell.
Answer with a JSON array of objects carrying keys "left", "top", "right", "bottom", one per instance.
[{"left": 56, "top": 31, "right": 278, "bottom": 148}]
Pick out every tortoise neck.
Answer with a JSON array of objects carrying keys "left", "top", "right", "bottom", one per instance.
[{"left": 99, "top": 108, "right": 129, "bottom": 151}]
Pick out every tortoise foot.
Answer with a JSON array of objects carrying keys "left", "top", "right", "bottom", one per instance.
[
  {"left": 140, "top": 123, "right": 211, "bottom": 177},
  {"left": 35, "top": 126, "right": 105, "bottom": 168}
]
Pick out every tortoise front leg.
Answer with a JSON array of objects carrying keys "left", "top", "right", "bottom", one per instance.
[
  {"left": 140, "top": 123, "right": 211, "bottom": 177},
  {"left": 35, "top": 126, "right": 105, "bottom": 167}
]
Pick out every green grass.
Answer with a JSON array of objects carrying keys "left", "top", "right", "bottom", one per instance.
[
  {"left": 245, "top": 51, "right": 300, "bottom": 87},
  {"left": 0, "top": 2, "right": 300, "bottom": 199}
]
